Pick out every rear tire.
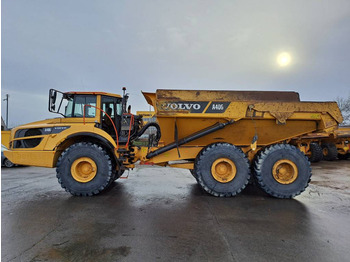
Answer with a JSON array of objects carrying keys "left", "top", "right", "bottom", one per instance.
[
  {"left": 195, "top": 143, "right": 250, "bottom": 197},
  {"left": 308, "top": 143, "right": 323, "bottom": 163},
  {"left": 56, "top": 142, "right": 112, "bottom": 196},
  {"left": 321, "top": 143, "right": 338, "bottom": 161},
  {"left": 253, "top": 144, "right": 311, "bottom": 198}
]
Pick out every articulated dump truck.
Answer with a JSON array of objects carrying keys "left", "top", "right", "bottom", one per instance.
[{"left": 5, "top": 88, "right": 343, "bottom": 198}]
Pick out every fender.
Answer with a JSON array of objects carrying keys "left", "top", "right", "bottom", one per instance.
[{"left": 61, "top": 132, "right": 119, "bottom": 164}]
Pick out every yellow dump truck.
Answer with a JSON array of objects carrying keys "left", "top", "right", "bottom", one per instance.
[
  {"left": 334, "top": 127, "right": 350, "bottom": 159},
  {"left": 5, "top": 88, "right": 343, "bottom": 198}
]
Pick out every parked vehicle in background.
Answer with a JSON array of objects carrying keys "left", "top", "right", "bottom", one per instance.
[
  {"left": 1, "top": 130, "right": 11, "bottom": 148},
  {"left": 2, "top": 144, "right": 15, "bottom": 168}
]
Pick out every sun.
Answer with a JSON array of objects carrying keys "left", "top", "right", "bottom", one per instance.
[{"left": 277, "top": 52, "right": 292, "bottom": 67}]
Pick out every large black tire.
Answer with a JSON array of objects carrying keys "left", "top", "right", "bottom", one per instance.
[
  {"left": 253, "top": 144, "right": 311, "bottom": 198},
  {"left": 308, "top": 143, "right": 323, "bottom": 163},
  {"left": 194, "top": 143, "right": 250, "bottom": 197},
  {"left": 56, "top": 142, "right": 113, "bottom": 196},
  {"left": 114, "top": 169, "right": 125, "bottom": 181},
  {"left": 190, "top": 169, "right": 199, "bottom": 182},
  {"left": 338, "top": 153, "right": 350, "bottom": 160},
  {"left": 321, "top": 143, "right": 338, "bottom": 161}
]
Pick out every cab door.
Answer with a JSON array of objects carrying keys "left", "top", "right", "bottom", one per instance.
[{"left": 101, "top": 96, "right": 122, "bottom": 138}]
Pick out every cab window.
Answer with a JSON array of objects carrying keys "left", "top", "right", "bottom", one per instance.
[
  {"left": 101, "top": 96, "right": 122, "bottom": 136},
  {"left": 65, "top": 95, "right": 96, "bottom": 117}
]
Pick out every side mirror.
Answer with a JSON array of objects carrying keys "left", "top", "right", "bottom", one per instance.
[
  {"left": 50, "top": 90, "right": 57, "bottom": 103},
  {"left": 49, "top": 89, "right": 57, "bottom": 111},
  {"left": 48, "top": 89, "right": 64, "bottom": 115}
]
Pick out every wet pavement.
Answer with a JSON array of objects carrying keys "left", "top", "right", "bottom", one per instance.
[{"left": 1, "top": 160, "right": 350, "bottom": 262}]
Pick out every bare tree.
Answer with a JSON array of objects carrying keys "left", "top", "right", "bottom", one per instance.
[{"left": 336, "top": 95, "right": 350, "bottom": 126}]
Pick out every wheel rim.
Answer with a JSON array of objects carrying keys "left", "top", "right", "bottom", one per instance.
[
  {"left": 5, "top": 159, "right": 13, "bottom": 167},
  {"left": 71, "top": 157, "right": 97, "bottom": 183},
  {"left": 211, "top": 158, "right": 237, "bottom": 183},
  {"left": 272, "top": 159, "right": 298, "bottom": 184},
  {"left": 323, "top": 148, "right": 329, "bottom": 156}
]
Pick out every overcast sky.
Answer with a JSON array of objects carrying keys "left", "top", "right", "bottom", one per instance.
[{"left": 2, "top": 0, "right": 350, "bottom": 128}]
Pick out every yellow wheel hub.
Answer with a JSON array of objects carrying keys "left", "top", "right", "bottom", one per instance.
[
  {"left": 71, "top": 157, "right": 97, "bottom": 183},
  {"left": 211, "top": 158, "right": 237, "bottom": 183},
  {"left": 272, "top": 159, "right": 298, "bottom": 184},
  {"left": 323, "top": 148, "right": 328, "bottom": 156}
]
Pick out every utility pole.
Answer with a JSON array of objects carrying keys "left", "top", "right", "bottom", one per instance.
[{"left": 3, "top": 94, "right": 9, "bottom": 129}]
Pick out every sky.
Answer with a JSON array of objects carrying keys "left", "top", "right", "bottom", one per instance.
[{"left": 2, "top": 0, "right": 350, "bottom": 128}]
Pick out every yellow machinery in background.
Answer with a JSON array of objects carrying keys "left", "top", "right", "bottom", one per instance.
[
  {"left": 292, "top": 126, "right": 350, "bottom": 162},
  {"left": 1, "top": 130, "right": 11, "bottom": 148},
  {"left": 136, "top": 111, "right": 156, "bottom": 124},
  {"left": 5, "top": 88, "right": 343, "bottom": 198}
]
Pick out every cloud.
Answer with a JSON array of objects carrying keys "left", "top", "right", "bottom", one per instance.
[{"left": 2, "top": 0, "right": 350, "bottom": 126}]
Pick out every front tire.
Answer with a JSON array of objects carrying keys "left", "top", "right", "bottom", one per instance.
[
  {"left": 195, "top": 143, "right": 250, "bottom": 197},
  {"left": 253, "top": 144, "right": 311, "bottom": 198},
  {"left": 4, "top": 158, "right": 15, "bottom": 168},
  {"left": 56, "top": 142, "right": 113, "bottom": 196}
]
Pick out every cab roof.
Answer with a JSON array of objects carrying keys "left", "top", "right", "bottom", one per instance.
[{"left": 66, "top": 91, "right": 122, "bottom": 98}]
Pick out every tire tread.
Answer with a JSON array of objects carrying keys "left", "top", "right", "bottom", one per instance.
[
  {"left": 253, "top": 144, "right": 312, "bottom": 198},
  {"left": 56, "top": 142, "right": 112, "bottom": 196},
  {"left": 195, "top": 143, "right": 250, "bottom": 197}
]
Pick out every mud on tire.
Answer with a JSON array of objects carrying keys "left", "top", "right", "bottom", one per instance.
[
  {"left": 56, "top": 142, "right": 112, "bottom": 196},
  {"left": 253, "top": 144, "right": 311, "bottom": 198}
]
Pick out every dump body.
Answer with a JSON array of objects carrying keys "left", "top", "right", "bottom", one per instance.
[{"left": 143, "top": 90, "right": 342, "bottom": 159}]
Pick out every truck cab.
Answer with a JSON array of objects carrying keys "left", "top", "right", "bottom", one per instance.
[
  {"left": 6, "top": 89, "right": 143, "bottom": 168},
  {"left": 48, "top": 89, "right": 142, "bottom": 142}
]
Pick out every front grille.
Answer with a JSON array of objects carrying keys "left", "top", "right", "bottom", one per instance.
[
  {"left": 15, "top": 128, "right": 43, "bottom": 138},
  {"left": 13, "top": 138, "right": 43, "bottom": 149},
  {"left": 13, "top": 126, "right": 69, "bottom": 149}
]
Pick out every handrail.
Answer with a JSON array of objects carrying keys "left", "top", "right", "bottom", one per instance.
[
  {"left": 123, "top": 113, "right": 135, "bottom": 148},
  {"left": 83, "top": 104, "right": 119, "bottom": 149}
]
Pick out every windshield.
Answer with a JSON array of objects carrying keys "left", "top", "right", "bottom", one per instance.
[
  {"left": 49, "top": 90, "right": 97, "bottom": 117},
  {"left": 64, "top": 95, "right": 97, "bottom": 117}
]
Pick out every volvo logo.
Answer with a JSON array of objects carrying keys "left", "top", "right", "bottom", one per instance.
[
  {"left": 159, "top": 101, "right": 209, "bottom": 113},
  {"left": 161, "top": 102, "right": 201, "bottom": 111},
  {"left": 158, "top": 101, "right": 230, "bottom": 114}
]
